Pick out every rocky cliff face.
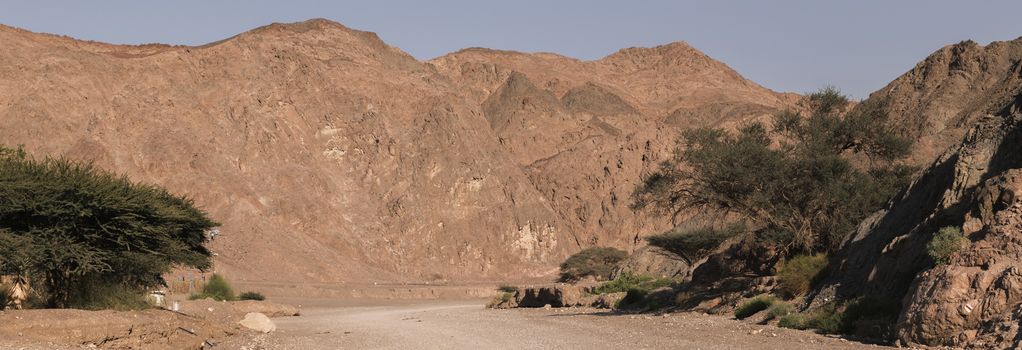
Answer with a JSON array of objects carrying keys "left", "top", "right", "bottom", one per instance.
[
  {"left": 432, "top": 43, "right": 794, "bottom": 249},
  {"left": 821, "top": 38, "right": 1022, "bottom": 347},
  {"left": 0, "top": 19, "right": 792, "bottom": 283},
  {"left": 899, "top": 168, "right": 1022, "bottom": 348}
]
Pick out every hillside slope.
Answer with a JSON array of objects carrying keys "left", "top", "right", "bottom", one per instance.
[
  {"left": 821, "top": 38, "right": 1022, "bottom": 348},
  {"left": 0, "top": 19, "right": 793, "bottom": 283},
  {"left": 431, "top": 44, "right": 795, "bottom": 248}
]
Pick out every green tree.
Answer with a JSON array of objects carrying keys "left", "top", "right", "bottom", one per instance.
[
  {"left": 559, "top": 247, "right": 628, "bottom": 282},
  {"left": 645, "top": 223, "right": 745, "bottom": 264},
  {"left": 633, "top": 88, "right": 914, "bottom": 255},
  {"left": 0, "top": 145, "right": 218, "bottom": 308}
]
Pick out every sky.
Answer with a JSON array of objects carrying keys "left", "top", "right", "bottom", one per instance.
[{"left": 3, "top": 1, "right": 1021, "bottom": 99}]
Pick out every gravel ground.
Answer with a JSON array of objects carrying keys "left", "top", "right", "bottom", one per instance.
[{"left": 220, "top": 300, "right": 892, "bottom": 350}]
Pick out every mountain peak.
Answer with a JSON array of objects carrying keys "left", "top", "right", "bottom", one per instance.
[
  {"left": 598, "top": 41, "right": 723, "bottom": 72},
  {"left": 245, "top": 18, "right": 351, "bottom": 36}
]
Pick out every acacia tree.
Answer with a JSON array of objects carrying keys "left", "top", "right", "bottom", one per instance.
[
  {"left": 0, "top": 145, "right": 217, "bottom": 308},
  {"left": 634, "top": 88, "right": 915, "bottom": 255}
]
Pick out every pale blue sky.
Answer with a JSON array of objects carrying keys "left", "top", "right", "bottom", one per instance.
[{"left": 3, "top": 1, "right": 1021, "bottom": 98}]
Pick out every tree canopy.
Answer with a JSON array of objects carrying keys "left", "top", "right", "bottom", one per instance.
[
  {"left": 0, "top": 145, "right": 217, "bottom": 308},
  {"left": 634, "top": 88, "right": 915, "bottom": 255},
  {"left": 559, "top": 247, "right": 628, "bottom": 282}
]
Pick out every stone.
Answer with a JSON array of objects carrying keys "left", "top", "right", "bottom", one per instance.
[
  {"left": 592, "top": 292, "right": 627, "bottom": 309},
  {"left": 611, "top": 246, "right": 690, "bottom": 280},
  {"left": 514, "top": 284, "right": 593, "bottom": 308},
  {"left": 238, "top": 313, "right": 276, "bottom": 334}
]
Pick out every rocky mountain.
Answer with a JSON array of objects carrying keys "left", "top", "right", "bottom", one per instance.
[
  {"left": 821, "top": 38, "right": 1022, "bottom": 348},
  {"left": 0, "top": 19, "right": 794, "bottom": 283},
  {"left": 431, "top": 44, "right": 796, "bottom": 249}
]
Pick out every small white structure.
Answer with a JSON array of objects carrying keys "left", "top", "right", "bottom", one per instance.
[{"left": 147, "top": 290, "right": 167, "bottom": 308}]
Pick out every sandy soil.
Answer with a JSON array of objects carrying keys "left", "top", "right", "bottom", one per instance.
[{"left": 220, "top": 299, "right": 890, "bottom": 350}]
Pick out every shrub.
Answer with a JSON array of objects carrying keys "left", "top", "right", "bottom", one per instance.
[
  {"left": 777, "top": 306, "right": 841, "bottom": 333},
  {"left": 776, "top": 297, "right": 899, "bottom": 338},
  {"left": 598, "top": 273, "right": 674, "bottom": 310},
  {"left": 767, "top": 302, "right": 794, "bottom": 319},
  {"left": 68, "top": 282, "right": 150, "bottom": 311},
  {"left": 805, "top": 304, "right": 846, "bottom": 334},
  {"left": 199, "top": 274, "right": 235, "bottom": 301},
  {"left": 646, "top": 223, "right": 745, "bottom": 263},
  {"left": 559, "top": 247, "right": 628, "bottom": 282},
  {"left": 735, "top": 295, "right": 776, "bottom": 319},
  {"left": 778, "top": 314, "right": 807, "bottom": 329},
  {"left": 239, "top": 291, "right": 265, "bottom": 301},
  {"left": 486, "top": 291, "right": 515, "bottom": 308},
  {"left": 594, "top": 272, "right": 672, "bottom": 295},
  {"left": 927, "top": 226, "right": 965, "bottom": 265},
  {"left": 776, "top": 254, "right": 828, "bottom": 298},
  {"left": 497, "top": 284, "right": 517, "bottom": 293}
]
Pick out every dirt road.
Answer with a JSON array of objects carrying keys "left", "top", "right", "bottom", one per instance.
[{"left": 221, "top": 300, "right": 887, "bottom": 350}]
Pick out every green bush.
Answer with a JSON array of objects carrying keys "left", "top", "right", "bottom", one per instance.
[
  {"left": 497, "top": 284, "right": 517, "bottom": 293},
  {"left": 778, "top": 313, "right": 807, "bottom": 329},
  {"left": 766, "top": 302, "right": 794, "bottom": 319},
  {"left": 777, "top": 254, "right": 828, "bottom": 298},
  {"left": 927, "top": 226, "right": 965, "bottom": 265},
  {"left": 594, "top": 272, "right": 672, "bottom": 295},
  {"left": 646, "top": 223, "right": 745, "bottom": 263},
  {"left": 559, "top": 247, "right": 628, "bottom": 282},
  {"left": 734, "top": 295, "right": 776, "bottom": 319},
  {"left": 777, "top": 305, "right": 842, "bottom": 333},
  {"left": 239, "top": 291, "right": 265, "bottom": 301},
  {"left": 68, "top": 282, "right": 150, "bottom": 311},
  {"left": 776, "top": 297, "right": 899, "bottom": 338},
  {"left": 198, "top": 274, "right": 235, "bottom": 301},
  {"left": 806, "top": 304, "right": 846, "bottom": 334}
]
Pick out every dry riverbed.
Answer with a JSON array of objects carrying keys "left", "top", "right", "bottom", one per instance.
[
  {"left": 220, "top": 299, "right": 889, "bottom": 350},
  {"left": 0, "top": 292, "right": 891, "bottom": 350}
]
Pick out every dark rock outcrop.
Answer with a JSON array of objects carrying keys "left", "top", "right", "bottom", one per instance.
[
  {"left": 513, "top": 284, "right": 595, "bottom": 308},
  {"left": 898, "top": 169, "right": 1022, "bottom": 348}
]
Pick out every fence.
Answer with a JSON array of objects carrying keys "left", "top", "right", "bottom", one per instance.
[{"left": 166, "top": 273, "right": 210, "bottom": 295}]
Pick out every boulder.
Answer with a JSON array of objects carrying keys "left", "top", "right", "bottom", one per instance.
[
  {"left": 238, "top": 312, "right": 276, "bottom": 334},
  {"left": 514, "top": 284, "right": 593, "bottom": 308},
  {"left": 644, "top": 287, "right": 677, "bottom": 308},
  {"left": 488, "top": 292, "right": 519, "bottom": 309},
  {"left": 611, "top": 246, "right": 690, "bottom": 280},
  {"left": 592, "top": 292, "right": 627, "bottom": 309},
  {"left": 691, "top": 238, "right": 780, "bottom": 285}
]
